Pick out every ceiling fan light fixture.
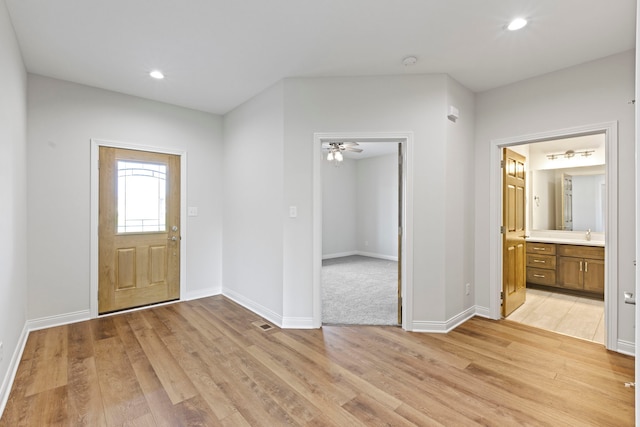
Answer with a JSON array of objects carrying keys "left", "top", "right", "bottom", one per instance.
[
  {"left": 327, "top": 151, "right": 334, "bottom": 161},
  {"left": 334, "top": 151, "right": 343, "bottom": 162}
]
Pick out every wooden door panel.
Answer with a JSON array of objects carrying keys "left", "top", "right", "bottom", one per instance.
[
  {"left": 502, "top": 148, "right": 527, "bottom": 317},
  {"left": 116, "top": 248, "right": 136, "bottom": 289},
  {"left": 149, "top": 245, "right": 168, "bottom": 284},
  {"left": 505, "top": 246, "right": 516, "bottom": 294},
  {"left": 99, "top": 147, "right": 180, "bottom": 314},
  {"left": 507, "top": 185, "right": 516, "bottom": 231},
  {"left": 516, "top": 187, "right": 524, "bottom": 231}
]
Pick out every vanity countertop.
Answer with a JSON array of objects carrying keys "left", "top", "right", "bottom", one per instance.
[
  {"left": 526, "top": 236, "right": 604, "bottom": 247},
  {"left": 526, "top": 230, "right": 604, "bottom": 247}
]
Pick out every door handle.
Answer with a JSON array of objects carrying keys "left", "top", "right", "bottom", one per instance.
[{"left": 168, "top": 236, "right": 177, "bottom": 241}]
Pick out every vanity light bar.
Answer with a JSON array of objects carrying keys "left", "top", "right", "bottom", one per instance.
[{"left": 546, "top": 149, "right": 595, "bottom": 160}]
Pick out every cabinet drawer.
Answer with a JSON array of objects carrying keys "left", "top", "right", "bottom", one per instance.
[
  {"left": 556, "top": 244, "right": 604, "bottom": 260},
  {"left": 527, "top": 242, "right": 556, "bottom": 255},
  {"left": 526, "top": 254, "right": 556, "bottom": 270},
  {"left": 527, "top": 267, "right": 556, "bottom": 286}
]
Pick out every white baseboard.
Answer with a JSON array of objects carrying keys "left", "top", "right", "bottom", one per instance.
[
  {"left": 356, "top": 251, "right": 398, "bottom": 261},
  {"left": 27, "top": 310, "right": 91, "bottom": 332},
  {"left": 222, "top": 288, "right": 284, "bottom": 328},
  {"left": 282, "top": 316, "right": 316, "bottom": 329},
  {"left": 322, "top": 251, "right": 357, "bottom": 260},
  {"left": 185, "top": 287, "right": 221, "bottom": 301},
  {"left": 0, "top": 323, "right": 28, "bottom": 417},
  {"left": 473, "top": 305, "right": 493, "bottom": 319},
  {"left": 616, "top": 339, "right": 635, "bottom": 356},
  {"left": 322, "top": 251, "right": 398, "bottom": 261},
  {"left": 411, "top": 306, "right": 476, "bottom": 333}
]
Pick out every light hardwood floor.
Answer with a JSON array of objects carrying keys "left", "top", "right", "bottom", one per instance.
[
  {"left": 0, "top": 296, "right": 634, "bottom": 426},
  {"left": 507, "top": 288, "right": 605, "bottom": 344}
]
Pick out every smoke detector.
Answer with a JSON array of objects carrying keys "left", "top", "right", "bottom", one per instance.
[{"left": 402, "top": 56, "right": 418, "bottom": 66}]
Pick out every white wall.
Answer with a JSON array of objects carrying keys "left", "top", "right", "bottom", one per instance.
[
  {"left": 475, "top": 50, "right": 635, "bottom": 343},
  {"left": 322, "top": 153, "right": 398, "bottom": 260},
  {"left": 0, "top": 0, "right": 28, "bottom": 412},
  {"left": 222, "top": 81, "right": 285, "bottom": 322},
  {"left": 276, "top": 74, "right": 476, "bottom": 327},
  {"left": 356, "top": 153, "right": 398, "bottom": 259},
  {"left": 225, "top": 75, "right": 471, "bottom": 327},
  {"left": 27, "top": 75, "right": 224, "bottom": 320},
  {"left": 322, "top": 158, "right": 357, "bottom": 257},
  {"left": 444, "top": 77, "right": 476, "bottom": 320}
]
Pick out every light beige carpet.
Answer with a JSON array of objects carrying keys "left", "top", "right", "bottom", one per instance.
[{"left": 321, "top": 255, "right": 398, "bottom": 325}]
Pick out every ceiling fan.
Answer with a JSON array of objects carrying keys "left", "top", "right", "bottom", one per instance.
[{"left": 324, "top": 142, "right": 363, "bottom": 163}]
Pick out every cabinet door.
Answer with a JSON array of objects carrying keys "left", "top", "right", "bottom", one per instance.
[
  {"left": 557, "top": 256, "right": 583, "bottom": 290},
  {"left": 583, "top": 258, "right": 605, "bottom": 293}
]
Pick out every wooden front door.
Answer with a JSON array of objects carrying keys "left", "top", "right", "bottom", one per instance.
[
  {"left": 502, "top": 148, "right": 526, "bottom": 317},
  {"left": 98, "top": 147, "right": 181, "bottom": 314}
]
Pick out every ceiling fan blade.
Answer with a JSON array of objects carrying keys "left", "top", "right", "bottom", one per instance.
[
  {"left": 340, "top": 142, "right": 359, "bottom": 147},
  {"left": 345, "top": 147, "right": 363, "bottom": 153}
]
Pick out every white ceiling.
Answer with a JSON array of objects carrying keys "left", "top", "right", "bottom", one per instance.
[{"left": 4, "top": 0, "right": 636, "bottom": 115}]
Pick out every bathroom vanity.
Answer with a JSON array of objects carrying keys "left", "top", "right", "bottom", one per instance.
[{"left": 526, "top": 235, "right": 604, "bottom": 298}]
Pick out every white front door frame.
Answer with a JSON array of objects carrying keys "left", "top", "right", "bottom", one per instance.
[
  {"left": 90, "top": 138, "right": 188, "bottom": 318},
  {"left": 312, "top": 131, "right": 414, "bottom": 329},
  {"left": 488, "top": 122, "right": 618, "bottom": 351}
]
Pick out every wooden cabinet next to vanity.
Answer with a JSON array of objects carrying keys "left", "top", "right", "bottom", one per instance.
[{"left": 526, "top": 241, "right": 604, "bottom": 297}]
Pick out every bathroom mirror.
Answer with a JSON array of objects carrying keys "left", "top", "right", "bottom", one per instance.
[{"left": 530, "top": 165, "right": 605, "bottom": 232}]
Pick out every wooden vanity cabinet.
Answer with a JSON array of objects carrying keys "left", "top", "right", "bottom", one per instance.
[
  {"left": 526, "top": 243, "right": 556, "bottom": 286},
  {"left": 526, "top": 242, "right": 604, "bottom": 297},
  {"left": 556, "top": 245, "right": 605, "bottom": 294}
]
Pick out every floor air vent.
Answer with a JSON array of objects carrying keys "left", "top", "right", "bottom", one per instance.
[{"left": 252, "top": 321, "right": 274, "bottom": 331}]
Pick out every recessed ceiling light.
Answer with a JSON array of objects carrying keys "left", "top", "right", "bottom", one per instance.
[
  {"left": 507, "top": 18, "right": 528, "bottom": 31},
  {"left": 149, "top": 70, "right": 165, "bottom": 79}
]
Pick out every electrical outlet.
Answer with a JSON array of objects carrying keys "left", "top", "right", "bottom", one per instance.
[{"left": 465, "top": 283, "right": 470, "bottom": 296}]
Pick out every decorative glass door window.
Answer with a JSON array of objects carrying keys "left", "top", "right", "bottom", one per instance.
[{"left": 117, "top": 161, "right": 167, "bottom": 233}]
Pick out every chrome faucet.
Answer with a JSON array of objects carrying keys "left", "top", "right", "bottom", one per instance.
[{"left": 586, "top": 229, "right": 591, "bottom": 241}]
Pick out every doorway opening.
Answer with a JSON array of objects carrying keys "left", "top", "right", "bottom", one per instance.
[
  {"left": 312, "top": 132, "right": 414, "bottom": 330},
  {"left": 320, "top": 141, "right": 401, "bottom": 325},
  {"left": 490, "top": 122, "right": 618, "bottom": 349}
]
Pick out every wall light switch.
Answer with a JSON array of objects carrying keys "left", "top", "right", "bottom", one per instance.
[
  {"left": 188, "top": 207, "right": 198, "bottom": 217},
  {"left": 289, "top": 206, "right": 297, "bottom": 218}
]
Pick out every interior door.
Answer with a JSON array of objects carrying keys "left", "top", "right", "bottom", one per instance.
[
  {"left": 98, "top": 147, "right": 181, "bottom": 314},
  {"left": 502, "top": 148, "right": 527, "bottom": 317}
]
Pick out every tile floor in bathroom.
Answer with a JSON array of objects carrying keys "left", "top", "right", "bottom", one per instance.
[{"left": 506, "top": 287, "right": 605, "bottom": 344}]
